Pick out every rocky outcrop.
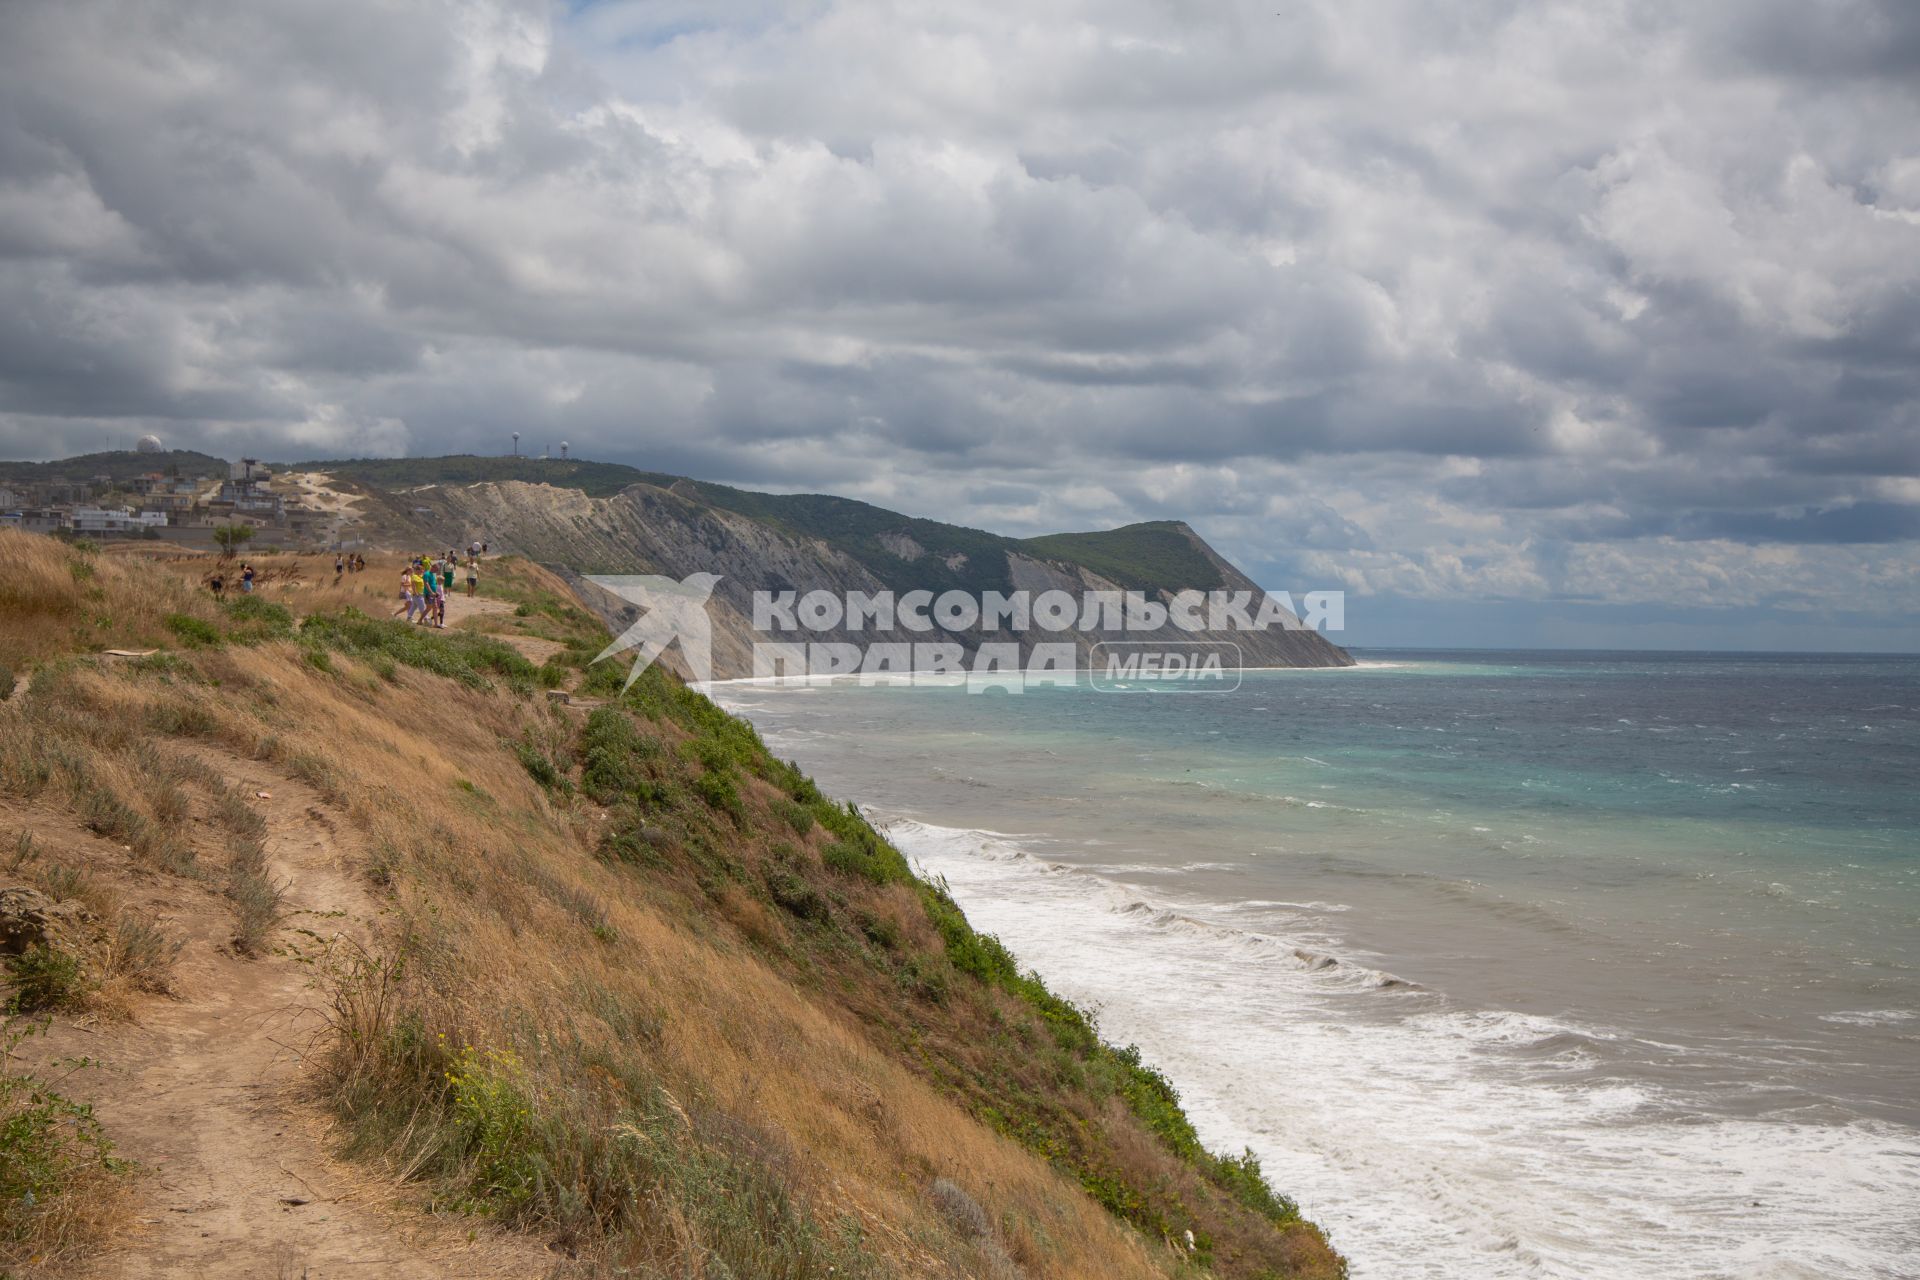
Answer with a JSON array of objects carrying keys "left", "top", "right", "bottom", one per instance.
[{"left": 0, "top": 885, "right": 88, "bottom": 955}]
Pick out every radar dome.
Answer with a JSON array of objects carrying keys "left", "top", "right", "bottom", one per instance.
[{"left": 135, "top": 434, "right": 164, "bottom": 454}]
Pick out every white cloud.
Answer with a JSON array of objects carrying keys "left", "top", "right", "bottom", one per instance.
[{"left": 0, "top": 0, "right": 1915, "bottom": 639}]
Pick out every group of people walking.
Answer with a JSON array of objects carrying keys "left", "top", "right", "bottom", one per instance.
[
  {"left": 397, "top": 549, "right": 481, "bottom": 627},
  {"left": 208, "top": 564, "right": 253, "bottom": 598},
  {"left": 208, "top": 562, "right": 254, "bottom": 598},
  {"left": 204, "top": 549, "right": 488, "bottom": 619}
]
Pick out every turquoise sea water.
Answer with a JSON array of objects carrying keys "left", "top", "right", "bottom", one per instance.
[{"left": 715, "top": 650, "right": 1920, "bottom": 1280}]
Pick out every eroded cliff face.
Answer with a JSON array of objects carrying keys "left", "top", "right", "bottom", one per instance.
[{"left": 370, "top": 479, "right": 1354, "bottom": 678}]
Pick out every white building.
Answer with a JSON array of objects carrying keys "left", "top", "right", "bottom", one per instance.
[{"left": 68, "top": 507, "right": 169, "bottom": 534}]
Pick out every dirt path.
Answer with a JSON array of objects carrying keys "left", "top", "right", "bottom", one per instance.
[
  {"left": 438, "top": 591, "right": 569, "bottom": 667},
  {"left": 63, "top": 751, "right": 552, "bottom": 1279},
  {"left": 440, "top": 591, "right": 514, "bottom": 628}
]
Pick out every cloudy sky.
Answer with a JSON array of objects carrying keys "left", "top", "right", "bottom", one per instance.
[{"left": 3, "top": 1, "right": 1917, "bottom": 649}]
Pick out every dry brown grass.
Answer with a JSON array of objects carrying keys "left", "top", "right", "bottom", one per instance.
[
  {"left": 0, "top": 528, "right": 1342, "bottom": 1278},
  {"left": 13, "top": 606, "right": 1160, "bottom": 1274},
  {"left": 207, "top": 644, "right": 1166, "bottom": 1277},
  {"left": 0, "top": 530, "right": 211, "bottom": 671}
]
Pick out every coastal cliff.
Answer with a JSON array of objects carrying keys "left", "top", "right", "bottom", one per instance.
[{"left": 334, "top": 462, "right": 1354, "bottom": 679}]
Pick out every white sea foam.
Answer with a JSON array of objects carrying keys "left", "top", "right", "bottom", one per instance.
[
  {"left": 887, "top": 817, "right": 1920, "bottom": 1280},
  {"left": 1818, "top": 1009, "right": 1916, "bottom": 1027}
]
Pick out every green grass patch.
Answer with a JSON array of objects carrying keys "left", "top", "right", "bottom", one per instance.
[
  {"left": 298, "top": 609, "right": 537, "bottom": 692},
  {"left": 222, "top": 595, "right": 296, "bottom": 644},
  {"left": 512, "top": 743, "right": 572, "bottom": 796},
  {"left": 4, "top": 946, "right": 85, "bottom": 1014},
  {"left": 578, "top": 707, "right": 660, "bottom": 803},
  {"left": 1, "top": 1016, "right": 127, "bottom": 1259},
  {"left": 163, "top": 613, "right": 221, "bottom": 649}
]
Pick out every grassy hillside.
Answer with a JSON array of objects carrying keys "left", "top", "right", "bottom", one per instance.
[
  {"left": 0, "top": 449, "right": 228, "bottom": 487},
  {"left": 0, "top": 529, "right": 1343, "bottom": 1278},
  {"left": 1017, "top": 523, "right": 1225, "bottom": 595}
]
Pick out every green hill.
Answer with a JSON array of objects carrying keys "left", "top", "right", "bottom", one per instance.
[
  {"left": 0, "top": 449, "right": 229, "bottom": 486},
  {"left": 1020, "top": 522, "right": 1226, "bottom": 594},
  {"left": 295, "top": 455, "right": 1226, "bottom": 596}
]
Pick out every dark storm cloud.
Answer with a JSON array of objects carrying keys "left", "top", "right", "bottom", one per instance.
[
  {"left": 1684, "top": 502, "right": 1920, "bottom": 545},
  {"left": 1, "top": 0, "right": 1917, "bottom": 624},
  {"left": 1705, "top": 0, "right": 1920, "bottom": 82}
]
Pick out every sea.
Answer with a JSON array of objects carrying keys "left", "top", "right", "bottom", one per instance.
[{"left": 711, "top": 650, "right": 1920, "bottom": 1280}]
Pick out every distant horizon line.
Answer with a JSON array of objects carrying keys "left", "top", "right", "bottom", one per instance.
[{"left": 1345, "top": 642, "right": 1920, "bottom": 658}]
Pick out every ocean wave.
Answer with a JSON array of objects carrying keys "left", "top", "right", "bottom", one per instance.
[
  {"left": 874, "top": 816, "right": 1920, "bottom": 1280},
  {"left": 1818, "top": 1009, "right": 1916, "bottom": 1027},
  {"left": 887, "top": 818, "right": 1417, "bottom": 993},
  {"left": 1161, "top": 778, "right": 1375, "bottom": 814}
]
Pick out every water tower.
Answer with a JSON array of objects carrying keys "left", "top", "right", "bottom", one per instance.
[{"left": 511, "top": 432, "right": 520, "bottom": 457}]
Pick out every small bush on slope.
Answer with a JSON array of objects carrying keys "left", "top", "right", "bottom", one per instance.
[{"left": 0, "top": 1017, "right": 127, "bottom": 1269}]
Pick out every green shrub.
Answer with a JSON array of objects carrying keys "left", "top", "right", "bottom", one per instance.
[
  {"left": 597, "top": 819, "right": 671, "bottom": 869},
  {"left": 163, "top": 613, "right": 221, "bottom": 648},
  {"left": 1114, "top": 1046, "right": 1202, "bottom": 1161},
  {"left": 577, "top": 707, "right": 658, "bottom": 803},
  {"left": 445, "top": 1046, "right": 541, "bottom": 1209},
  {"left": 820, "top": 837, "right": 910, "bottom": 887},
  {"left": 4, "top": 946, "right": 85, "bottom": 1013},
  {"left": 771, "top": 798, "right": 814, "bottom": 835},
  {"left": 896, "top": 953, "right": 949, "bottom": 1003},
  {"left": 766, "top": 870, "right": 828, "bottom": 922},
  {"left": 514, "top": 741, "right": 569, "bottom": 793},
  {"left": 1, "top": 1016, "right": 125, "bottom": 1248},
  {"left": 223, "top": 595, "right": 295, "bottom": 643},
  {"left": 1209, "top": 1146, "right": 1300, "bottom": 1224},
  {"left": 691, "top": 768, "right": 742, "bottom": 821}
]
